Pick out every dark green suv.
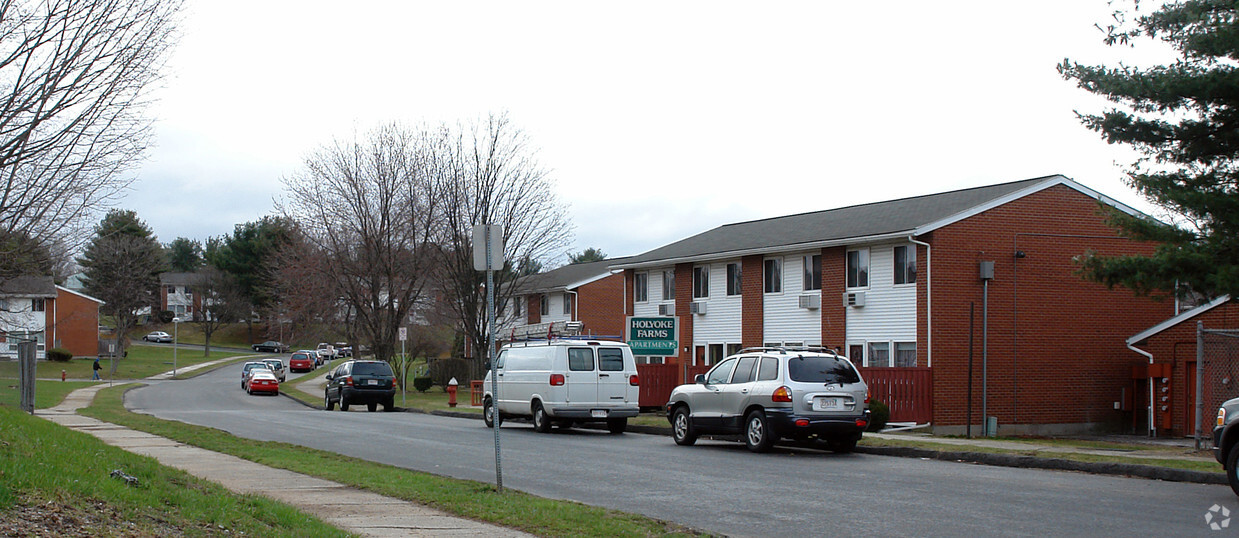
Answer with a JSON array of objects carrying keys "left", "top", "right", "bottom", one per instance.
[{"left": 324, "top": 360, "right": 397, "bottom": 412}]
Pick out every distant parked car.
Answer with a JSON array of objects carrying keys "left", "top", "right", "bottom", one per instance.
[
  {"left": 334, "top": 342, "right": 352, "bottom": 357},
  {"left": 252, "top": 341, "right": 288, "bottom": 353},
  {"left": 240, "top": 361, "right": 271, "bottom": 389},
  {"left": 324, "top": 360, "right": 397, "bottom": 412},
  {"left": 246, "top": 369, "right": 280, "bottom": 395},
  {"left": 262, "top": 358, "right": 286, "bottom": 382},
  {"left": 143, "top": 331, "right": 172, "bottom": 343},
  {"left": 666, "top": 346, "right": 870, "bottom": 453},
  {"left": 289, "top": 351, "right": 316, "bottom": 373},
  {"left": 298, "top": 349, "right": 324, "bottom": 367},
  {"left": 316, "top": 342, "right": 336, "bottom": 361}
]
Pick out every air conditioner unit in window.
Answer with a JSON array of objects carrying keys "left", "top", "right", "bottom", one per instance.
[
  {"left": 843, "top": 291, "right": 866, "bottom": 307},
  {"left": 798, "top": 295, "right": 821, "bottom": 310},
  {"left": 658, "top": 303, "right": 675, "bottom": 316},
  {"left": 690, "top": 301, "right": 707, "bottom": 315}
]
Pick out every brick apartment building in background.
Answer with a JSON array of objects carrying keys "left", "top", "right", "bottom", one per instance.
[
  {"left": 0, "top": 275, "right": 103, "bottom": 358},
  {"left": 610, "top": 175, "right": 1177, "bottom": 435},
  {"left": 501, "top": 258, "right": 629, "bottom": 341}
]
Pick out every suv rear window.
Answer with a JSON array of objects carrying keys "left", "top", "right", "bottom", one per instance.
[
  {"left": 787, "top": 355, "right": 860, "bottom": 384},
  {"left": 352, "top": 362, "right": 394, "bottom": 376}
]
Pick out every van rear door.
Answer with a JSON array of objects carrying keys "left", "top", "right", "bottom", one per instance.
[
  {"left": 596, "top": 347, "right": 632, "bottom": 407},
  {"left": 565, "top": 347, "right": 597, "bottom": 405}
]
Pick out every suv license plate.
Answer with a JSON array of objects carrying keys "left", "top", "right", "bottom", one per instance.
[
  {"left": 591, "top": 409, "right": 608, "bottom": 418},
  {"left": 367, "top": 379, "right": 378, "bottom": 386},
  {"left": 815, "top": 397, "right": 841, "bottom": 411}
]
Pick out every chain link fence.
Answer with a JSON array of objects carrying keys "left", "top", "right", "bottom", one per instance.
[{"left": 1199, "top": 325, "right": 1239, "bottom": 448}]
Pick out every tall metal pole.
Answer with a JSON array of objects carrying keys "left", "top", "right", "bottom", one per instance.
[
  {"left": 486, "top": 226, "right": 502, "bottom": 492},
  {"left": 982, "top": 278, "right": 990, "bottom": 437},
  {"left": 173, "top": 319, "right": 179, "bottom": 378},
  {"left": 401, "top": 337, "right": 407, "bottom": 408},
  {"left": 1196, "top": 321, "right": 1205, "bottom": 450}
]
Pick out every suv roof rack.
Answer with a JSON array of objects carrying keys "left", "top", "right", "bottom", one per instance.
[{"left": 736, "top": 345, "right": 842, "bottom": 356}]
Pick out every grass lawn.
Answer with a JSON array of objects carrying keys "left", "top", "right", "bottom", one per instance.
[
  {"left": 0, "top": 344, "right": 253, "bottom": 381},
  {"left": 0, "top": 406, "right": 348, "bottom": 536},
  {"left": 0, "top": 380, "right": 101, "bottom": 410},
  {"left": 80, "top": 384, "right": 702, "bottom": 537}
]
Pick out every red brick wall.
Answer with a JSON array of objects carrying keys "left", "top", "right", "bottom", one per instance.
[
  {"left": 1138, "top": 301, "right": 1239, "bottom": 436},
  {"left": 927, "top": 184, "right": 1174, "bottom": 431},
  {"left": 527, "top": 294, "right": 541, "bottom": 324},
  {"left": 576, "top": 273, "right": 626, "bottom": 338},
  {"left": 821, "top": 247, "right": 846, "bottom": 349},
  {"left": 741, "top": 255, "right": 764, "bottom": 348},
  {"left": 676, "top": 263, "right": 693, "bottom": 366},
  {"left": 46, "top": 289, "right": 100, "bottom": 357}
]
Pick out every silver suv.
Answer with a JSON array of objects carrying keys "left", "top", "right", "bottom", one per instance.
[{"left": 666, "top": 347, "right": 870, "bottom": 453}]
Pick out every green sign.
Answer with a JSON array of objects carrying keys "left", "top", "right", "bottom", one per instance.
[{"left": 626, "top": 316, "right": 678, "bottom": 355}]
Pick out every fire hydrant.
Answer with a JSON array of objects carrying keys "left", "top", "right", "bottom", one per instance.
[
  {"left": 61, "top": 369, "right": 66, "bottom": 382},
  {"left": 447, "top": 377, "right": 459, "bottom": 408}
]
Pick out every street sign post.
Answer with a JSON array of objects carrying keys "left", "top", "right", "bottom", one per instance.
[{"left": 473, "top": 224, "right": 505, "bottom": 492}]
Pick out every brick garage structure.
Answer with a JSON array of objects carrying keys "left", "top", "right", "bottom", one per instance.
[
  {"left": 48, "top": 286, "right": 104, "bottom": 357},
  {"left": 612, "top": 175, "right": 1178, "bottom": 434}
]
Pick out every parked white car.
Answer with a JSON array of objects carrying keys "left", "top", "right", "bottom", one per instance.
[
  {"left": 316, "top": 342, "right": 336, "bottom": 361},
  {"left": 482, "top": 339, "right": 640, "bottom": 433}
]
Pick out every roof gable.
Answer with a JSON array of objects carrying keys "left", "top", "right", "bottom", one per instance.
[
  {"left": 515, "top": 257, "right": 628, "bottom": 294},
  {"left": 1127, "top": 295, "right": 1232, "bottom": 345}
]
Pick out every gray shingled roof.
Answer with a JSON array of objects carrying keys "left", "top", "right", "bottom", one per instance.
[
  {"left": 0, "top": 275, "right": 56, "bottom": 297},
  {"left": 160, "top": 272, "right": 206, "bottom": 286},
  {"left": 613, "top": 175, "right": 1091, "bottom": 267},
  {"left": 514, "top": 257, "right": 630, "bottom": 294}
]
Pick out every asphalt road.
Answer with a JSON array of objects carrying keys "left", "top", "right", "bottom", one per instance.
[{"left": 126, "top": 362, "right": 1237, "bottom": 537}]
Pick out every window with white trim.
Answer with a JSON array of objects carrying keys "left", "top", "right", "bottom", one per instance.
[
  {"left": 634, "top": 272, "right": 648, "bottom": 302},
  {"left": 513, "top": 298, "right": 522, "bottom": 317},
  {"left": 868, "top": 341, "right": 890, "bottom": 367},
  {"left": 726, "top": 263, "right": 741, "bottom": 296},
  {"left": 764, "top": 258, "right": 782, "bottom": 293},
  {"left": 693, "top": 265, "right": 709, "bottom": 299},
  {"left": 803, "top": 254, "right": 821, "bottom": 291},
  {"left": 662, "top": 270, "right": 675, "bottom": 301},
  {"left": 894, "top": 245, "right": 917, "bottom": 285},
  {"left": 847, "top": 249, "right": 869, "bottom": 288},
  {"left": 32, "top": 298, "right": 45, "bottom": 312},
  {"left": 540, "top": 295, "right": 548, "bottom": 316},
  {"left": 562, "top": 294, "right": 572, "bottom": 315},
  {"left": 895, "top": 342, "right": 916, "bottom": 367}
]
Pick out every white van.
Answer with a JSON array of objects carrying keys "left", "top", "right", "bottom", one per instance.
[{"left": 482, "top": 339, "right": 640, "bottom": 433}]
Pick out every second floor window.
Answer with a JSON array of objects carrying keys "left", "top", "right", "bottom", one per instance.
[
  {"left": 726, "top": 263, "right": 741, "bottom": 296},
  {"left": 634, "top": 272, "right": 648, "bottom": 302},
  {"left": 32, "top": 298, "right": 45, "bottom": 312},
  {"left": 693, "top": 266, "right": 709, "bottom": 298},
  {"left": 847, "top": 249, "right": 869, "bottom": 288},
  {"left": 803, "top": 254, "right": 821, "bottom": 291},
  {"left": 764, "top": 258, "right": 782, "bottom": 293},
  {"left": 894, "top": 245, "right": 917, "bottom": 285},
  {"left": 513, "top": 298, "right": 522, "bottom": 317},
  {"left": 563, "top": 294, "right": 573, "bottom": 315},
  {"left": 662, "top": 270, "right": 675, "bottom": 301},
  {"left": 540, "top": 295, "right": 549, "bottom": 315}
]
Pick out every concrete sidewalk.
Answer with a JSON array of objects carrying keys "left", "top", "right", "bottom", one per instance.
[{"left": 35, "top": 383, "right": 531, "bottom": 537}]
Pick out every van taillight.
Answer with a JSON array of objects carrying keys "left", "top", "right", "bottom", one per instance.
[
  {"left": 629, "top": 375, "right": 639, "bottom": 386},
  {"left": 550, "top": 374, "right": 565, "bottom": 386},
  {"left": 772, "top": 386, "right": 792, "bottom": 402}
]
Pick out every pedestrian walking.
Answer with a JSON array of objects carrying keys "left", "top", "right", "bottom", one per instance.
[{"left": 92, "top": 357, "right": 102, "bottom": 380}]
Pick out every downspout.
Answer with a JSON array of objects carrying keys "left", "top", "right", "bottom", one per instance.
[
  {"left": 51, "top": 295, "right": 57, "bottom": 351},
  {"left": 1127, "top": 342, "right": 1156, "bottom": 438},
  {"left": 908, "top": 236, "right": 932, "bottom": 367},
  {"left": 566, "top": 290, "right": 579, "bottom": 324}
]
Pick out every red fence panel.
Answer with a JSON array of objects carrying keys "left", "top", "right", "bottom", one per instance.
[
  {"left": 637, "top": 363, "right": 713, "bottom": 408},
  {"left": 856, "top": 366, "right": 933, "bottom": 424}
]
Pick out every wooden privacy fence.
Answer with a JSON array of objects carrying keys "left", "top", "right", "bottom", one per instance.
[
  {"left": 857, "top": 366, "right": 933, "bottom": 424},
  {"left": 637, "top": 363, "right": 711, "bottom": 408}
]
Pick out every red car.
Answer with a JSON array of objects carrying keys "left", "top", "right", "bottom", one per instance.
[
  {"left": 289, "top": 351, "right": 315, "bottom": 373},
  {"left": 246, "top": 370, "right": 280, "bottom": 395}
]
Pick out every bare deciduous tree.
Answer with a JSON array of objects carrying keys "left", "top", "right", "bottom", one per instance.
[
  {"left": 0, "top": 0, "right": 183, "bottom": 281},
  {"left": 280, "top": 124, "right": 442, "bottom": 364},
  {"left": 193, "top": 265, "right": 246, "bottom": 357},
  {"left": 435, "top": 113, "right": 573, "bottom": 375}
]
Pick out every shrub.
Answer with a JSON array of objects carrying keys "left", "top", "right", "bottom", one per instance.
[
  {"left": 158, "top": 310, "right": 175, "bottom": 323},
  {"left": 413, "top": 376, "right": 434, "bottom": 393},
  {"left": 867, "top": 400, "right": 890, "bottom": 432},
  {"left": 427, "top": 358, "right": 471, "bottom": 391},
  {"left": 46, "top": 348, "right": 73, "bottom": 362}
]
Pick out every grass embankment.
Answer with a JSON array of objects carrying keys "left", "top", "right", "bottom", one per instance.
[
  {"left": 0, "top": 344, "right": 252, "bottom": 381},
  {"left": 81, "top": 384, "right": 700, "bottom": 537},
  {"left": 0, "top": 406, "right": 349, "bottom": 536}
]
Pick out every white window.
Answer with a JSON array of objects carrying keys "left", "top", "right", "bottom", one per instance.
[
  {"left": 540, "top": 295, "right": 548, "bottom": 316},
  {"left": 662, "top": 270, "right": 675, "bottom": 301},
  {"left": 868, "top": 342, "right": 889, "bottom": 367},
  {"left": 726, "top": 263, "right": 741, "bottom": 296},
  {"left": 803, "top": 254, "right": 821, "bottom": 291},
  {"left": 563, "top": 294, "right": 573, "bottom": 315},
  {"left": 693, "top": 265, "right": 709, "bottom": 299},
  {"left": 32, "top": 298, "right": 45, "bottom": 312},
  {"left": 894, "top": 245, "right": 917, "bottom": 285},
  {"left": 847, "top": 249, "right": 869, "bottom": 288},
  {"left": 895, "top": 342, "right": 917, "bottom": 367},
  {"left": 764, "top": 258, "right": 782, "bottom": 294},
  {"left": 634, "top": 272, "right": 648, "bottom": 303},
  {"left": 635, "top": 356, "right": 666, "bottom": 365},
  {"left": 708, "top": 343, "right": 724, "bottom": 365},
  {"left": 513, "top": 298, "right": 522, "bottom": 317}
]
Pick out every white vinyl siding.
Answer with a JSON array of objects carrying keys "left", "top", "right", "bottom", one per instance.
[
  {"left": 764, "top": 251, "right": 821, "bottom": 346},
  {"left": 845, "top": 243, "right": 917, "bottom": 364},
  {"left": 635, "top": 266, "right": 675, "bottom": 317},
  {"left": 541, "top": 292, "right": 572, "bottom": 324},
  {"left": 693, "top": 261, "right": 742, "bottom": 344}
]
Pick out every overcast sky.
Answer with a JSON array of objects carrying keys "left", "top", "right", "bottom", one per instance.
[{"left": 123, "top": 1, "right": 1176, "bottom": 266}]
